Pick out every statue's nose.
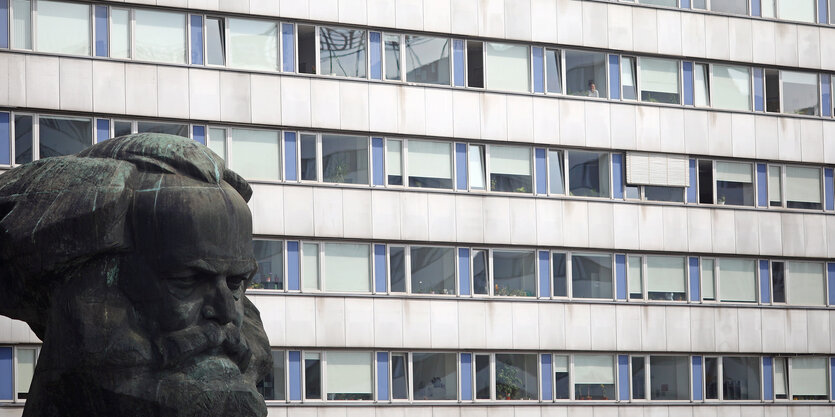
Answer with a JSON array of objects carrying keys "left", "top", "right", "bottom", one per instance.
[{"left": 202, "top": 277, "right": 237, "bottom": 325}]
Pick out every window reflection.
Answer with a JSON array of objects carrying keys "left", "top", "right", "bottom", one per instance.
[{"left": 405, "top": 35, "right": 450, "bottom": 86}]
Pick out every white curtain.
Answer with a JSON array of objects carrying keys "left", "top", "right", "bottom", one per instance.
[
  {"left": 134, "top": 9, "right": 186, "bottom": 64},
  {"left": 640, "top": 57, "right": 679, "bottom": 94},
  {"left": 694, "top": 63, "right": 709, "bottom": 106},
  {"left": 716, "top": 161, "right": 753, "bottom": 183},
  {"left": 324, "top": 243, "right": 370, "bottom": 292},
  {"left": 229, "top": 129, "right": 280, "bottom": 180},
  {"left": 573, "top": 355, "right": 614, "bottom": 384},
  {"left": 790, "top": 357, "right": 827, "bottom": 396},
  {"left": 386, "top": 140, "right": 402, "bottom": 176},
  {"left": 712, "top": 64, "right": 751, "bottom": 111},
  {"left": 485, "top": 42, "right": 531, "bottom": 93},
  {"left": 785, "top": 166, "right": 821, "bottom": 205},
  {"left": 788, "top": 262, "right": 825, "bottom": 306},
  {"left": 490, "top": 145, "right": 531, "bottom": 176},
  {"left": 628, "top": 256, "right": 642, "bottom": 295},
  {"left": 36, "top": 1, "right": 90, "bottom": 55},
  {"left": 408, "top": 140, "right": 451, "bottom": 179},
  {"left": 646, "top": 256, "right": 686, "bottom": 293},
  {"left": 778, "top": 0, "right": 815, "bottom": 22},
  {"left": 228, "top": 18, "right": 278, "bottom": 71},
  {"left": 110, "top": 8, "right": 130, "bottom": 59},
  {"left": 16, "top": 348, "right": 36, "bottom": 396},
  {"left": 718, "top": 258, "right": 756, "bottom": 302},
  {"left": 326, "top": 351, "right": 373, "bottom": 395},
  {"left": 303, "top": 243, "right": 319, "bottom": 291},
  {"left": 13, "top": 0, "right": 31, "bottom": 49},
  {"left": 701, "top": 259, "right": 715, "bottom": 300},
  {"left": 468, "top": 145, "right": 486, "bottom": 189}
]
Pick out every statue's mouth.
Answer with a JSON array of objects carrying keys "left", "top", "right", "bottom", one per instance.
[{"left": 153, "top": 321, "right": 251, "bottom": 372}]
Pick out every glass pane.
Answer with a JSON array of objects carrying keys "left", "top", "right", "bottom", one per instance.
[
  {"left": 326, "top": 351, "right": 372, "bottom": 400},
  {"left": 412, "top": 353, "right": 457, "bottom": 401},
  {"left": 565, "top": 50, "right": 607, "bottom": 98},
  {"left": 468, "top": 145, "right": 486, "bottom": 190},
  {"left": 574, "top": 355, "right": 615, "bottom": 400},
  {"left": 768, "top": 166, "right": 782, "bottom": 207},
  {"left": 554, "top": 355, "right": 569, "bottom": 399},
  {"left": 110, "top": 9, "right": 130, "bottom": 58},
  {"left": 475, "top": 354, "right": 490, "bottom": 399},
  {"left": 324, "top": 243, "right": 370, "bottom": 292},
  {"left": 410, "top": 246, "right": 455, "bottom": 295},
  {"left": 639, "top": 57, "right": 680, "bottom": 104},
  {"left": 258, "top": 350, "right": 285, "bottom": 400},
  {"left": 228, "top": 18, "right": 278, "bottom": 71},
  {"left": 568, "top": 151, "right": 610, "bottom": 198},
  {"left": 782, "top": 71, "right": 819, "bottom": 115},
  {"left": 37, "top": 1, "right": 90, "bottom": 55},
  {"left": 392, "top": 353, "right": 408, "bottom": 399},
  {"left": 552, "top": 252, "right": 567, "bottom": 297},
  {"left": 490, "top": 145, "right": 532, "bottom": 193},
  {"left": 705, "top": 357, "right": 719, "bottom": 399},
  {"left": 252, "top": 240, "right": 283, "bottom": 290},
  {"left": 778, "top": 0, "right": 815, "bottom": 22},
  {"left": 137, "top": 122, "right": 188, "bottom": 137},
  {"left": 715, "top": 161, "right": 754, "bottom": 206},
  {"left": 621, "top": 56, "right": 637, "bottom": 100},
  {"left": 644, "top": 186, "right": 684, "bottom": 202},
  {"left": 38, "top": 116, "right": 92, "bottom": 158},
  {"left": 789, "top": 357, "right": 827, "bottom": 399},
  {"left": 304, "top": 352, "right": 321, "bottom": 399},
  {"left": 466, "top": 40, "right": 483, "bottom": 88},
  {"left": 408, "top": 140, "right": 452, "bottom": 189},
  {"left": 473, "top": 249, "right": 489, "bottom": 295},
  {"left": 631, "top": 357, "right": 646, "bottom": 399},
  {"left": 405, "top": 35, "right": 450, "bottom": 85},
  {"left": 485, "top": 42, "right": 530, "bottom": 92},
  {"left": 628, "top": 255, "right": 643, "bottom": 299},
  {"left": 14, "top": 114, "right": 32, "bottom": 164},
  {"left": 771, "top": 261, "right": 786, "bottom": 303},
  {"left": 300, "top": 133, "right": 317, "bottom": 181},
  {"left": 774, "top": 358, "right": 788, "bottom": 399},
  {"left": 571, "top": 253, "right": 613, "bottom": 299},
  {"left": 701, "top": 259, "right": 715, "bottom": 301},
  {"left": 319, "top": 27, "right": 367, "bottom": 78},
  {"left": 493, "top": 251, "right": 536, "bottom": 297},
  {"left": 649, "top": 356, "right": 689, "bottom": 400},
  {"left": 722, "top": 357, "right": 761, "bottom": 400},
  {"left": 386, "top": 139, "right": 402, "bottom": 185},
  {"left": 788, "top": 262, "right": 825, "bottom": 306},
  {"left": 208, "top": 128, "right": 226, "bottom": 160},
  {"left": 712, "top": 65, "right": 751, "bottom": 111},
  {"left": 495, "top": 354, "right": 538, "bottom": 400},
  {"left": 113, "top": 121, "right": 132, "bottom": 137},
  {"left": 548, "top": 150, "right": 565, "bottom": 194},
  {"left": 718, "top": 258, "right": 757, "bottom": 302},
  {"left": 322, "top": 134, "right": 368, "bottom": 184},
  {"left": 230, "top": 129, "right": 280, "bottom": 180},
  {"left": 765, "top": 69, "right": 780, "bottom": 113},
  {"left": 546, "top": 48, "right": 562, "bottom": 93},
  {"left": 302, "top": 243, "right": 319, "bottom": 291},
  {"left": 698, "top": 160, "right": 714, "bottom": 204},
  {"left": 297, "top": 25, "right": 316, "bottom": 74},
  {"left": 692, "top": 0, "right": 707, "bottom": 8},
  {"left": 785, "top": 166, "right": 821, "bottom": 209},
  {"left": 646, "top": 256, "right": 686, "bottom": 301},
  {"left": 384, "top": 34, "right": 401, "bottom": 80},
  {"left": 13, "top": 0, "right": 31, "bottom": 49},
  {"left": 134, "top": 9, "right": 186, "bottom": 64},
  {"left": 389, "top": 246, "right": 406, "bottom": 293},
  {"left": 206, "top": 17, "right": 225, "bottom": 66},
  {"left": 694, "top": 63, "right": 709, "bottom": 106},
  {"left": 639, "top": 0, "right": 677, "bottom": 5},
  {"left": 15, "top": 348, "right": 35, "bottom": 400},
  {"left": 711, "top": 0, "right": 747, "bottom": 14}
]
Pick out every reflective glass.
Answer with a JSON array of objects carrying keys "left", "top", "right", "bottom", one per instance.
[
  {"left": 322, "top": 134, "right": 368, "bottom": 184},
  {"left": 319, "top": 27, "right": 367, "bottom": 78},
  {"left": 36, "top": 1, "right": 90, "bottom": 55},
  {"left": 228, "top": 18, "right": 278, "bottom": 71},
  {"left": 258, "top": 350, "right": 285, "bottom": 400},
  {"left": 386, "top": 139, "right": 402, "bottom": 185},
  {"left": 711, "top": 0, "right": 748, "bottom": 14},
  {"left": 12, "top": 0, "right": 31, "bottom": 49},
  {"left": 324, "top": 243, "right": 370, "bottom": 292},
  {"left": 492, "top": 251, "right": 536, "bottom": 297},
  {"left": 565, "top": 50, "right": 607, "bottom": 98},
  {"left": 473, "top": 249, "right": 489, "bottom": 295},
  {"left": 574, "top": 355, "right": 615, "bottom": 400},
  {"left": 392, "top": 353, "right": 408, "bottom": 399},
  {"left": 137, "top": 122, "right": 188, "bottom": 137},
  {"left": 649, "top": 356, "right": 689, "bottom": 400},
  {"left": 407, "top": 140, "right": 452, "bottom": 189},
  {"left": 405, "top": 35, "right": 450, "bottom": 85},
  {"left": 722, "top": 357, "right": 761, "bottom": 400},
  {"left": 779, "top": 0, "right": 815, "bottom": 22},
  {"left": 38, "top": 116, "right": 92, "bottom": 158},
  {"left": 571, "top": 253, "right": 613, "bottom": 299},
  {"left": 410, "top": 246, "right": 455, "bottom": 295},
  {"left": 781, "top": 71, "right": 819, "bottom": 116},
  {"left": 326, "top": 351, "right": 373, "bottom": 400},
  {"left": 230, "top": 128, "right": 280, "bottom": 181},
  {"left": 548, "top": 150, "right": 565, "bottom": 194},
  {"left": 495, "top": 354, "right": 538, "bottom": 400},
  {"left": 485, "top": 42, "right": 530, "bottom": 92},
  {"left": 208, "top": 127, "right": 226, "bottom": 160},
  {"left": 389, "top": 246, "right": 406, "bottom": 293},
  {"left": 14, "top": 114, "right": 32, "bottom": 164},
  {"left": 621, "top": 56, "right": 637, "bottom": 100},
  {"left": 545, "top": 48, "right": 562, "bottom": 93},
  {"left": 490, "top": 145, "right": 531, "bottom": 193},
  {"left": 639, "top": 57, "right": 680, "bottom": 104},
  {"left": 110, "top": 9, "right": 129, "bottom": 58},
  {"left": 299, "top": 133, "right": 317, "bottom": 181},
  {"left": 384, "top": 34, "right": 401, "bottom": 80},
  {"left": 712, "top": 65, "right": 751, "bottom": 111},
  {"left": 568, "top": 151, "right": 610, "bottom": 198},
  {"left": 412, "top": 353, "right": 457, "bottom": 401},
  {"left": 252, "top": 240, "right": 283, "bottom": 290},
  {"left": 785, "top": 166, "right": 821, "bottom": 209},
  {"left": 206, "top": 17, "right": 225, "bottom": 66}
]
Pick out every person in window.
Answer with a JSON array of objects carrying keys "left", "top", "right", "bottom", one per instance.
[{"left": 587, "top": 80, "right": 600, "bottom": 98}]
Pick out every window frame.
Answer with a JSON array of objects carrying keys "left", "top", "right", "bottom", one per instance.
[
  {"left": 201, "top": 14, "right": 227, "bottom": 68},
  {"left": 647, "top": 354, "right": 692, "bottom": 402},
  {"left": 12, "top": 345, "right": 39, "bottom": 403}
]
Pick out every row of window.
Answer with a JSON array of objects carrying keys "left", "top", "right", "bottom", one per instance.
[
  {"left": 5, "top": 1, "right": 835, "bottom": 120},
  {"left": 3, "top": 112, "right": 833, "bottom": 213},
  {"left": 627, "top": 0, "right": 831, "bottom": 25},
  {"left": 257, "top": 350, "right": 833, "bottom": 403},
  {"left": 249, "top": 238, "right": 835, "bottom": 307}
]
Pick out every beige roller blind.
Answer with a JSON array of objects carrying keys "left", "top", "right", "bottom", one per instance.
[
  {"left": 718, "top": 258, "right": 756, "bottom": 302},
  {"left": 640, "top": 57, "right": 680, "bottom": 94},
  {"left": 715, "top": 161, "right": 753, "bottom": 183},
  {"left": 326, "top": 351, "right": 373, "bottom": 395},
  {"left": 573, "top": 355, "right": 614, "bottom": 384},
  {"left": 324, "top": 243, "right": 370, "bottom": 292},
  {"left": 646, "top": 256, "right": 686, "bottom": 293},
  {"left": 790, "top": 357, "right": 827, "bottom": 396},
  {"left": 787, "top": 262, "right": 825, "bottom": 306},
  {"left": 490, "top": 145, "right": 531, "bottom": 176},
  {"left": 785, "top": 166, "right": 821, "bottom": 204},
  {"left": 408, "top": 140, "right": 452, "bottom": 179},
  {"left": 626, "top": 152, "right": 689, "bottom": 187}
]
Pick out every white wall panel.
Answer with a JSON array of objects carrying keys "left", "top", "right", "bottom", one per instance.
[
  {"left": 423, "top": 0, "right": 451, "bottom": 33},
  {"left": 581, "top": 0, "right": 607, "bottom": 49},
  {"left": 367, "top": 0, "right": 396, "bottom": 28},
  {"left": 342, "top": 189, "right": 373, "bottom": 238},
  {"left": 531, "top": 0, "right": 558, "bottom": 43},
  {"left": 775, "top": 23, "right": 799, "bottom": 67},
  {"left": 157, "top": 66, "right": 189, "bottom": 119},
  {"left": 506, "top": 95, "right": 534, "bottom": 143},
  {"left": 58, "top": 58, "right": 93, "bottom": 112},
  {"left": 311, "top": 78, "right": 341, "bottom": 129},
  {"left": 395, "top": 0, "right": 424, "bottom": 31},
  {"left": 250, "top": 74, "right": 282, "bottom": 125},
  {"left": 658, "top": 108, "right": 684, "bottom": 154},
  {"left": 188, "top": 68, "right": 220, "bottom": 120},
  {"left": 339, "top": 81, "right": 370, "bottom": 132},
  {"left": 558, "top": 100, "right": 585, "bottom": 147},
  {"left": 424, "top": 88, "right": 454, "bottom": 138},
  {"left": 480, "top": 93, "right": 508, "bottom": 141},
  {"left": 728, "top": 18, "right": 753, "bottom": 63},
  {"left": 656, "top": 10, "right": 681, "bottom": 56},
  {"left": 631, "top": 7, "right": 658, "bottom": 53},
  {"left": 504, "top": 0, "right": 530, "bottom": 40},
  {"left": 26, "top": 55, "right": 59, "bottom": 110}
]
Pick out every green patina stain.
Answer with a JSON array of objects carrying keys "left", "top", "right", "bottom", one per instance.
[{"left": 106, "top": 261, "right": 119, "bottom": 287}]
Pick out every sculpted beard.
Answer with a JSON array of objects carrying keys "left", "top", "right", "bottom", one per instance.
[{"left": 152, "top": 320, "right": 252, "bottom": 371}]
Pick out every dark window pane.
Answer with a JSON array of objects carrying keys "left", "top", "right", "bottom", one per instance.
[
  {"left": 765, "top": 69, "right": 780, "bottom": 113},
  {"left": 781, "top": 71, "right": 819, "bottom": 116},
  {"left": 322, "top": 134, "right": 368, "bottom": 184},
  {"left": 252, "top": 240, "right": 283, "bottom": 290},
  {"left": 568, "top": 151, "right": 610, "bottom": 198},
  {"left": 319, "top": 27, "right": 367, "bottom": 78},
  {"left": 114, "top": 121, "right": 132, "bottom": 137},
  {"left": 466, "top": 40, "right": 483, "bottom": 88},
  {"left": 304, "top": 354, "right": 321, "bottom": 399},
  {"left": 552, "top": 253, "right": 567, "bottom": 297},
  {"left": 493, "top": 251, "right": 536, "bottom": 297},
  {"left": 413, "top": 353, "right": 457, "bottom": 401},
  {"left": 405, "top": 35, "right": 450, "bottom": 86},
  {"left": 206, "top": 17, "right": 225, "bottom": 65},
  {"left": 137, "top": 122, "right": 188, "bottom": 137},
  {"left": 475, "top": 354, "right": 490, "bottom": 399},
  {"left": 258, "top": 350, "right": 285, "bottom": 401},
  {"left": 771, "top": 261, "right": 786, "bottom": 303},
  {"left": 565, "top": 50, "right": 607, "bottom": 98},
  {"left": 300, "top": 133, "right": 317, "bottom": 181},
  {"left": 571, "top": 254, "right": 613, "bottom": 299},
  {"left": 410, "top": 246, "right": 455, "bottom": 295},
  {"left": 298, "top": 25, "right": 316, "bottom": 74},
  {"left": 705, "top": 357, "right": 719, "bottom": 399},
  {"left": 644, "top": 186, "right": 684, "bottom": 203},
  {"left": 384, "top": 34, "right": 401, "bottom": 80},
  {"left": 38, "top": 116, "right": 92, "bottom": 158},
  {"left": 545, "top": 48, "right": 561, "bottom": 93},
  {"left": 631, "top": 357, "right": 645, "bottom": 400},
  {"left": 14, "top": 115, "right": 33, "bottom": 164},
  {"left": 495, "top": 354, "right": 538, "bottom": 400},
  {"left": 698, "top": 160, "right": 714, "bottom": 204},
  {"left": 473, "top": 249, "right": 488, "bottom": 295},
  {"left": 389, "top": 246, "right": 406, "bottom": 293},
  {"left": 392, "top": 354, "right": 408, "bottom": 399},
  {"left": 722, "top": 357, "right": 761, "bottom": 400},
  {"left": 650, "top": 356, "right": 690, "bottom": 400}
]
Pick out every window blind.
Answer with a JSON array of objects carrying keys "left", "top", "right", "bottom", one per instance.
[
  {"left": 715, "top": 161, "right": 753, "bottom": 183},
  {"left": 712, "top": 65, "right": 751, "bottom": 111},
  {"left": 12, "top": 0, "right": 31, "bottom": 49},
  {"left": 228, "top": 18, "right": 278, "bottom": 71},
  {"left": 134, "top": 9, "right": 186, "bottom": 64},
  {"left": 640, "top": 57, "right": 679, "bottom": 94},
  {"left": 554, "top": 356, "right": 568, "bottom": 373},
  {"left": 229, "top": 129, "right": 280, "bottom": 180},
  {"left": 490, "top": 146, "right": 531, "bottom": 176},
  {"left": 785, "top": 166, "right": 821, "bottom": 204},
  {"left": 408, "top": 140, "right": 451, "bottom": 178},
  {"left": 16, "top": 349, "right": 35, "bottom": 396},
  {"left": 625, "top": 152, "right": 689, "bottom": 187},
  {"left": 37, "top": 1, "right": 90, "bottom": 55},
  {"left": 485, "top": 42, "right": 531, "bottom": 93},
  {"left": 573, "top": 355, "right": 614, "bottom": 384},
  {"left": 768, "top": 166, "right": 782, "bottom": 203},
  {"left": 646, "top": 256, "right": 686, "bottom": 293},
  {"left": 787, "top": 262, "right": 825, "bottom": 306},
  {"left": 387, "top": 140, "right": 402, "bottom": 176},
  {"left": 302, "top": 243, "right": 319, "bottom": 291},
  {"left": 326, "top": 351, "right": 373, "bottom": 395},
  {"left": 694, "top": 64, "right": 709, "bottom": 106},
  {"left": 110, "top": 8, "right": 130, "bottom": 59},
  {"left": 628, "top": 256, "right": 642, "bottom": 294},
  {"left": 778, "top": 0, "right": 815, "bottom": 23},
  {"left": 718, "top": 259, "right": 756, "bottom": 302},
  {"left": 701, "top": 259, "right": 715, "bottom": 300},
  {"left": 324, "top": 243, "right": 370, "bottom": 292},
  {"left": 790, "top": 357, "right": 827, "bottom": 396}
]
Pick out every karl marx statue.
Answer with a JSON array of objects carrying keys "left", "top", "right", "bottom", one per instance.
[{"left": 0, "top": 134, "right": 272, "bottom": 417}]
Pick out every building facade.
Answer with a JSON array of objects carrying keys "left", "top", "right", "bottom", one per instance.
[{"left": 2, "top": 0, "right": 835, "bottom": 416}]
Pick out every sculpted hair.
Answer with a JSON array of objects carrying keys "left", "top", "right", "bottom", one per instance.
[{"left": 0, "top": 134, "right": 251, "bottom": 337}]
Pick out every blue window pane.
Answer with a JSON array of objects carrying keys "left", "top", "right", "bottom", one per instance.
[
  {"left": 757, "top": 163, "right": 767, "bottom": 207},
  {"left": 618, "top": 355, "right": 629, "bottom": 401},
  {"left": 458, "top": 248, "right": 470, "bottom": 296},
  {"left": 615, "top": 254, "right": 626, "bottom": 300},
  {"left": 370, "top": 32, "right": 382, "bottom": 80},
  {"left": 686, "top": 159, "right": 697, "bottom": 203},
  {"left": 0, "top": 347, "right": 11, "bottom": 400},
  {"left": 612, "top": 153, "right": 624, "bottom": 199},
  {"left": 374, "top": 244, "right": 387, "bottom": 293},
  {"left": 692, "top": 356, "right": 703, "bottom": 401},
  {"left": 453, "top": 39, "right": 464, "bottom": 87},
  {"left": 289, "top": 351, "right": 301, "bottom": 401},
  {"left": 540, "top": 354, "right": 552, "bottom": 401},
  {"left": 460, "top": 353, "right": 472, "bottom": 401},
  {"left": 282, "top": 23, "right": 295, "bottom": 72},
  {"left": 192, "top": 125, "right": 205, "bottom": 145},
  {"left": 96, "top": 119, "right": 110, "bottom": 143},
  {"left": 0, "top": 0, "right": 8, "bottom": 48},
  {"left": 753, "top": 68, "right": 764, "bottom": 112},
  {"left": 828, "top": 263, "right": 835, "bottom": 305},
  {"left": 819, "top": 0, "right": 827, "bottom": 23},
  {"left": 825, "top": 168, "right": 834, "bottom": 211},
  {"left": 287, "top": 241, "right": 300, "bottom": 291},
  {"left": 751, "top": 0, "right": 761, "bottom": 16},
  {"left": 822, "top": 75, "right": 832, "bottom": 117},
  {"left": 377, "top": 352, "right": 390, "bottom": 401},
  {"left": 683, "top": 61, "right": 694, "bottom": 105},
  {"left": 689, "top": 257, "right": 700, "bottom": 301},
  {"left": 284, "top": 132, "right": 297, "bottom": 181},
  {"left": 608, "top": 54, "right": 620, "bottom": 100},
  {"left": 532, "top": 47, "right": 544, "bottom": 93},
  {"left": 0, "top": 112, "right": 9, "bottom": 165},
  {"left": 94, "top": 5, "right": 108, "bottom": 57},
  {"left": 759, "top": 259, "right": 771, "bottom": 303},
  {"left": 538, "top": 250, "right": 550, "bottom": 298},
  {"left": 763, "top": 357, "right": 773, "bottom": 400},
  {"left": 372, "top": 137, "right": 384, "bottom": 186},
  {"left": 455, "top": 143, "right": 467, "bottom": 190},
  {"left": 190, "top": 15, "right": 204, "bottom": 65},
  {"left": 535, "top": 148, "right": 546, "bottom": 195}
]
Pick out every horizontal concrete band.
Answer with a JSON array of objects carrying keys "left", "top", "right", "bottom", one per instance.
[{"left": 1, "top": 53, "right": 834, "bottom": 165}]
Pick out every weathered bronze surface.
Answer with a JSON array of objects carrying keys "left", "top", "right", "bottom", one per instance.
[{"left": 0, "top": 134, "right": 271, "bottom": 417}]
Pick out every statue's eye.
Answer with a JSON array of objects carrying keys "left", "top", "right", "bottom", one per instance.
[
  {"left": 168, "top": 275, "right": 198, "bottom": 289},
  {"left": 226, "top": 275, "right": 247, "bottom": 292}
]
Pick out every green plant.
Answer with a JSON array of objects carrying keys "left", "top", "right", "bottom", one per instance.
[{"left": 495, "top": 362, "right": 522, "bottom": 400}]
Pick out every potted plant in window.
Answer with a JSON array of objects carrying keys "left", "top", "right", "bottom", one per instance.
[{"left": 495, "top": 362, "right": 522, "bottom": 400}]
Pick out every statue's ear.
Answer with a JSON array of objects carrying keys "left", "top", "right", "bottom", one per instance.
[{"left": 223, "top": 170, "right": 253, "bottom": 203}]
